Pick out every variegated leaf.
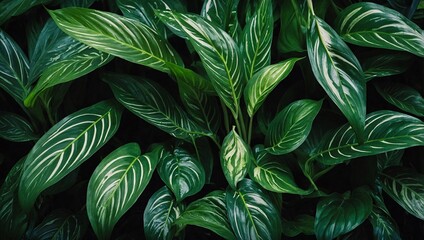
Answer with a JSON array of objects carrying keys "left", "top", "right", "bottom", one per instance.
[
  {"left": 61, "top": 0, "right": 96, "bottom": 7},
  {"left": 0, "top": 111, "right": 38, "bottom": 142},
  {"left": 29, "top": 210, "right": 82, "bottom": 240},
  {"left": 167, "top": 63, "right": 215, "bottom": 94},
  {"left": 201, "top": 0, "right": 241, "bottom": 40},
  {"left": 362, "top": 52, "right": 413, "bottom": 81},
  {"left": 18, "top": 100, "right": 123, "bottom": 212},
  {"left": 369, "top": 200, "right": 401, "bottom": 240},
  {"left": 0, "top": 0, "right": 50, "bottom": 25}
]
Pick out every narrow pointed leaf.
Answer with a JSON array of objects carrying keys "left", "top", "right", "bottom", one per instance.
[
  {"left": 0, "top": 0, "right": 50, "bottom": 25},
  {"left": 49, "top": 7, "right": 183, "bottom": 73},
  {"left": 30, "top": 210, "right": 82, "bottom": 240},
  {"left": 18, "top": 100, "right": 123, "bottom": 212},
  {"left": 0, "top": 111, "right": 38, "bottom": 142},
  {"left": 335, "top": 2, "right": 424, "bottom": 57},
  {"left": 307, "top": 15, "right": 366, "bottom": 142},
  {"left": 362, "top": 52, "right": 413, "bottom": 81},
  {"left": 369, "top": 201, "right": 401, "bottom": 240},
  {"left": 200, "top": 0, "right": 241, "bottom": 40}
]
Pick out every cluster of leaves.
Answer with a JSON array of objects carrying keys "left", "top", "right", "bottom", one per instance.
[{"left": 1, "top": 0, "right": 424, "bottom": 239}]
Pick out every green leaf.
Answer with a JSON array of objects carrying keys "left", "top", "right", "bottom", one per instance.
[
  {"left": 174, "top": 190, "right": 236, "bottom": 240},
  {"left": 375, "top": 81, "right": 424, "bottom": 117},
  {"left": 310, "top": 110, "right": 424, "bottom": 165},
  {"left": 0, "top": 0, "right": 50, "bottom": 25},
  {"left": 220, "top": 127, "right": 252, "bottom": 189},
  {"left": 158, "top": 146, "right": 205, "bottom": 202},
  {"left": 87, "top": 143, "right": 164, "bottom": 240},
  {"left": 18, "top": 100, "right": 123, "bottom": 212},
  {"left": 307, "top": 15, "right": 366, "bottom": 142},
  {"left": 144, "top": 186, "right": 181, "bottom": 240},
  {"left": 362, "top": 52, "right": 413, "bottom": 81},
  {"left": 61, "top": 0, "right": 96, "bottom": 7},
  {"left": 193, "top": 137, "right": 214, "bottom": 184},
  {"left": 104, "top": 73, "right": 211, "bottom": 140},
  {"left": 369, "top": 198, "right": 401, "bottom": 240},
  {"left": 167, "top": 63, "right": 215, "bottom": 94},
  {"left": 49, "top": 7, "right": 183, "bottom": 73},
  {"left": 157, "top": 10, "right": 244, "bottom": 118},
  {"left": 278, "top": 0, "right": 306, "bottom": 53},
  {"left": 376, "top": 150, "right": 403, "bottom": 172},
  {"left": 226, "top": 178, "right": 282, "bottom": 240},
  {"left": 0, "top": 111, "right": 38, "bottom": 142},
  {"left": 244, "top": 58, "right": 302, "bottom": 117},
  {"left": 265, "top": 99, "right": 322, "bottom": 155},
  {"left": 314, "top": 187, "right": 373, "bottom": 240},
  {"left": 380, "top": 167, "right": 424, "bottom": 220},
  {"left": 29, "top": 210, "right": 82, "bottom": 240},
  {"left": 335, "top": 2, "right": 424, "bottom": 57},
  {"left": 200, "top": 0, "right": 241, "bottom": 40},
  {"left": 282, "top": 214, "right": 315, "bottom": 237}
]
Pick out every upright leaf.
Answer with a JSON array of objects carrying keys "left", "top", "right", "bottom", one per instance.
[
  {"left": 29, "top": 210, "right": 82, "bottom": 240},
  {"left": 335, "top": 2, "right": 424, "bottom": 57},
  {"left": 18, "top": 100, "right": 123, "bottom": 212},
  {"left": 201, "top": 0, "right": 241, "bottom": 40},
  {"left": 0, "top": 0, "right": 50, "bottom": 25},
  {"left": 0, "top": 111, "right": 38, "bottom": 142}
]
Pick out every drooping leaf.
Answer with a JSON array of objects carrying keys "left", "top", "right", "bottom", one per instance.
[
  {"left": 87, "top": 143, "right": 164, "bottom": 240},
  {"left": 376, "top": 150, "right": 404, "bottom": 172},
  {"left": 335, "top": 2, "right": 424, "bottom": 57},
  {"left": 144, "top": 186, "right": 181, "bottom": 240},
  {"left": 265, "top": 99, "right": 322, "bottom": 155},
  {"left": 49, "top": 7, "right": 183, "bottom": 73},
  {"left": 314, "top": 187, "right": 373, "bottom": 240},
  {"left": 0, "top": 111, "right": 38, "bottom": 142},
  {"left": 310, "top": 110, "right": 424, "bottom": 165},
  {"left": 174, "top": 190, "right": 236, "bottom": 240},
  {"left": 18, "top": 100, "right": 123, "bottom": 212},
  {"left": 244, "top": 58, "right": 302, "bottom": 117},
  {"left": 282, "top": 214, "right": 315, "bottom": 237},
  {"left": 0, "top": 0, "right": 50, "bottom": 25},
  {"left": 29, "top": 210, "right": 82, "bottom": 240},
  {"left": 362, "top": 52, "right": 413, "bottom": 81},
  {"left": 226, "top": 178, "right": 282, "bottom": 240},
  {"left": 380, "top": 167, "right": 424, "bottom": 220},
  {"left": 157, "top": 146, "right": 205, "bottom": 202},
  {"left": 307, "top": 14, "right": 366, "bottom": 142},
  {"left": 104, "top": 73, "right": 212, "bottom": 140}
]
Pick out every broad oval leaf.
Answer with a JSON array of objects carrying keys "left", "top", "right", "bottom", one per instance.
[
  {"left": 314, "top": 187, "right": 373, "bottom": 240},
  {"left": 29, "top": 210, "right": 82, "bottom": 240},
  {"left": 362, "top": 52, "right": 413, "bottom": 81},
  {"left": 265, "top": 99, "right": 322, "bottom": 155},
  {"left": 226, "top": 178, "right": 282, "bottom": 240},
  {"left": 0, "top": 0, "right": 49, "bottom": 25},
  {"left": 49, "top": 7, "right": 183, "bottom": 73},
  {"left": 0, "top": 111, "right": 38, "bottom": 142},
  {"left": 307, "top": 15, "right": 366, "bottom": 142},
  {"left": 380, "top": 167, "right": 424, "bottom": 220},
  {"left": 144, "top": 186, "right": 181, "bottom": 240},
  {"left": 18, "top": 100, "right": 123, "bottom": 212},
  {"left": 87, "top": 143, "right": 164, "bottom": 240},
  {"left": 174, "top": 190, "right": 236, "bottom": 240},
  {"left": 335, "top": 2, "right": 424, "bottom": 57},
  {"left": 158, "top": 146, "right": 205, "bottom": 202},
  {"left": 244, "top": 58, "right": 302, "bottom": 117},
  {"left": 311, "top": 110, "right": 424, "bottom": 165}
]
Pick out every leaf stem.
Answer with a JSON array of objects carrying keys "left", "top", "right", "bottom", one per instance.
[
  {"left": 247, "top": 116, "right": 253, "bottom": 145},
  {"left": 237, "top": 109, "right": 248, "bottom": 142}
]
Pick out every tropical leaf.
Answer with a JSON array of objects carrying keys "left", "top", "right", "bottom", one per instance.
[
  {"left": 18, "top": 100, "right": 123, "bottom": 212},
  {"left": 379, "top": 167, "right": 424, "bottom": 220},
  {"left": 335, "top": 2, "right": 424, "bottom": 57},
  {"left": 29, "top": 210, "right": 82, "bottom": 240},
  {"left": 376, "top": 150, "right": 404, "bottom": 172},
  {"left": 201, "top": 0, "right": 241, "bottom": 40},
  {"left": 174, "top": 190, "right": 236, "bottom": 240},
  {"left": 49, "top": 7, "right": 183, "bottom": 73},
  {"left": 61, "top": 0, "right": 96, "bottom": 7},
  {"left": 144, "top": 186, "right": 181, "bottom": 240},
  {"left": 0, "top": 0, "right": 50, "bottom": 25},
  {"left": 226, "top": 178, "right": 282, "bottom": 240},
  {"left": 157, "top": 10, "right": 244, "bottom": 118},
  {"left": 87, "top": 143, "right": 164, "bottom": 240},
  {"left": 310, "top": 110, "right": 424, "bottom": 165},
  {"left": 157, "top": 146, "right": 205, "bottom": 202},
  {"left": 369, "top": 200, "right": 401, "bottom": 240},
  {"left": 282, "top": 215, "right": 315, "bottom": 237},
  {"left": 167, "top": 62, "right": 215, "bottom": 94},
  {"left": 362, "top": 52, "right": 413, "bottom": 81},
  {"left": 278, "top": 0, "right": 306, "bottom": 53},
  {"left": 307, "top": 14, "right": 366, "bottom": 142},
  {"left": 0, "top": 111, "right": 38, "bottom": 142},
  {"left": 244, "top": 58, "right": 302, "bottom": 117},
  {"left": 104, "top": 73, "right": 212, "bottom": 140},
  {"left": 314, "top": 187, "right": 373, "bottom": 240},
  {"left": 192, "top": 137, "right": 214, "bottom": 184}
]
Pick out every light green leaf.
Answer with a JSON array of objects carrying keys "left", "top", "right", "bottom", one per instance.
[
  {"left": 104, "top": 73, "right": 212, "bottom": 140},
  {"left": 0, "top": 0, "right": 50, "bottom": 25},
  {"left": 226, "top": 178, "right": 282, "bottom": 240},
  {"left": 87, "top": 143, "right": 164, "bottom": 240},
  {"left": 310, "top": 110, "right": 424, "bottom": 165},
  {"left": 158, "top": 146, "right": 205, "bottom": 202},
  {"left": 362, "top": 52, "right": 413, "bottom": 81},
  {"left": 174, "top": 190, "right": 236, "bottom": 240},
  {"left": 335, "top": 2, "right": 424, "bottom": 57},
  {"left": 380, "top": 167, "right": 424, "bottom": 220},
  {"left": 144, "top": 186, "right": 181, "bottom": 240},
  {"left": 49, "top": 7, "right": 183, "bottom": 73},
  {"left": 0, "top": 111, "right": 38, "bottom": 142},
  {"left": 314, "top": 187, "right": 373, "bottom": 240},
  {"left": 244, "top": 58, "right": 302, "bottom": 117},
  {"left": 29, "top": 210, "right": 82, "bottom": 240},
  {"left": 307, "top": 15, "right": 366, "bottom": 142},
  {"left": 265, "top": 99, "right": 322, "bottom": 155},
  {"left": 18, "top": 100, "right": 123, "bottom": 212},
  {"left": 376, "top": 150, "right": 403, "bottom": 172}
]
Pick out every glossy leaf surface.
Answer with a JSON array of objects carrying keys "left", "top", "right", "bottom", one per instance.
[
  {"left": 30, "top": 210, "right": 82, "bottom": 240},
  {"left": 0, "top": 0, "right": 49, "bottom": 25},
  {"left": 369, "top": 199, "right": 401, "bottom": 240},
  {"left": 0, "top": 111, "right": 38, "bottom": 142}
]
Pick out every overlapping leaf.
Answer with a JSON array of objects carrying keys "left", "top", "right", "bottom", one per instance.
[
  {"left": 61, "top": 0, "right": 96, "bottom": 7},
  {"left": 0, "top": 0, "right": 50, "bottom": 25},
  {"left": 376, "top": 150, "right": 403, "bottom": 172},
  {"left": 29, "top": 210, "right": 82, "bottom": 240},
  {"left": 278, "top": 0, "right": 306, "bottom": 53},
  {"left": 335, "top": 2, "right": 424, "bottom": 57},
  {"left": 18, "top": 100, "right": 122, "bottom": 212},
  {"left": 201, "top": 0, "right": 241, "bottom": 40},
  {"left": 369, "top": 201, "right": 401, "bottom": 239},
  {"left": 282, "top": 215, "right": 315, "bottom": 237},
  {"left": 0, "top": 111, "right": 38, "bottom": 142},
  {"left": 362, "top": 52, "right": 413, "bottom": 81}
]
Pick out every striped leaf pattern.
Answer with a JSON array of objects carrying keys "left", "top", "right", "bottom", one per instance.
[
  {"left": 335, "top": 2, "right": 424, "bottom": 57},
  {"left": 311, "top": 110, "right": 424, "bottom": 165},
  {"left": 174, "top": 190, "right": 236, "bottom": 240},
  {"left": 244, "top": 58, "right": 302, "bottom": 117},
  {"left": 49, "top": 7, "right": 183, "bottom": 73},
  {"left": 157, "top": 10, "right": 244, "bottom": 117},
  {"left": 200, "top": 0, "right": 241, "bottom": 40},
  {"left": 0, "top": 0, "right": 49, "bottom": 25},
  {"left": 369, "top": 202, "right": 401, "bottom": 239},
  {"left": 362, "top": 52, "right": 413, "bottom": 81},
  {"left": 380, "top": 167, "right": 424, "bottom": 220},
  {"left": 0, "top": 111, "right": 38, "bottom": 142},
  {"left": 307, "top": 15, "right": 366, "bottom": 142},
  {"left": 226, "top": 179, "right": 282, "bottom": 240},
  {"left": 167, "top": 63, "right": 215, "bottom": 94},
  {"left": 30, "top": 210, "right": 82, "bottom": 240},
  {"left": 18, "top": 100, "right": 123, "bottom": 212},
  {"left": 104, "top": 73, "right": 212, "bottom": 140}
]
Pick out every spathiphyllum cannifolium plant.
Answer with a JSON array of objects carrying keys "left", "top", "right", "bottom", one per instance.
[{"left": 1, "top": 0, "right": 424, "bottom": 239}]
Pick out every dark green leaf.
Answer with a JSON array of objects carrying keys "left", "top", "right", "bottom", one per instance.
[
  {"left": 362, "top": 52, "right": 413, "bottom": 81},
  {"left": 369, "top": 195, "right": 401, "bottom": 240},
  {"left": 193, "top": 137, "right": 214, "bottom": 184},
  {"left": 282, "top": 214, "right": 315, "bottom": 237},
  {"left": 0, "top": 0, "right": 50, "bottom": 25},
  {"left": 278, "top": 0, "right": 306, "bottom": 53},
  {"left": 376, "top": 150, "right": 404, "bottom": 172},
  {"left": 201, "top": 0, "right": 241, "bottom": 40},
  {"left": 0, "top": 111, "right": 38, "bottom": 142},
  {"left": 30, "top": 210, "right": 82, "bottom": 240},
  {"left": 61, "top": 0, "right": 96, "bottom": 7}
]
